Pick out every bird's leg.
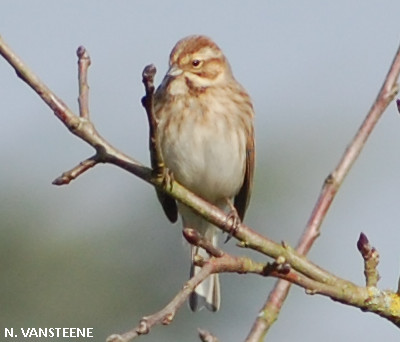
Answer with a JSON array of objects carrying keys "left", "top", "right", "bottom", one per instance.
[
  {"left": 224, "top": 199, "right": 241, "bottom": 243},
  {"left": 152, "top": 161, "right": 174, "bottom": 192}
]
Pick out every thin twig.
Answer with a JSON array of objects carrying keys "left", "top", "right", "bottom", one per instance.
[
  {"left": 107, "top": 229, "right": 264, "bottom": 341},
  {"left": 141, "top": 64, "right": 158, "bottom": 166},
  {"left": 141, "top": 64, "right": 178, "bottom": 222},
  {"left": 245, "top": 43, "right": 400, "bottom": 342},
  {"left": 357, "top": 232, "right": 380, "bottom": 287},
  {"left": 77, "top": 46, "right": 91, "bottom": 119},
  {"left": 52, "top": 156, "right": 98, "bottom": 185},
  {"left": 52, "top": 46, "right": 97, "bottom": 184},
  {"left": 198, "top": 329, "right": 220, "bottom": 342},
  {"left": 105, "top": 235, "right": 269, "bottom": 341},
  {"left": 106, "top": 264, "right": 214, "bottom": 342}
]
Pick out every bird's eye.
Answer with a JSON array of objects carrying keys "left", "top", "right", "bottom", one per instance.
[{"left": 192, "top": 59, "right": 202, "bottom": 67}]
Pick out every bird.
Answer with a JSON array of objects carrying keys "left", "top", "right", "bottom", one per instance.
[{"left": 153, "top": 35, "right": 255, "bottom": 311}]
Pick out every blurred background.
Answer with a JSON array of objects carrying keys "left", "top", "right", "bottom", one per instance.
[{"left": 1, "top": 1, "right": 400, "bottom": 341}]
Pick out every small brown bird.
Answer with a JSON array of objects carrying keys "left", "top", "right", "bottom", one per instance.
[{"left": 154, "top": 35, "right": 255, "bottom": 311}]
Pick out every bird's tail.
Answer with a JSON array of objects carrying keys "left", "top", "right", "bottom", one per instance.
[{"left": 189, "top": 229, "right": 220, "bottom": 312}]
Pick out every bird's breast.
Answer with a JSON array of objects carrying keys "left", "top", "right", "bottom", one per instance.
[{"left": 158, "top": 96, "right": 247, "bottom": 203}]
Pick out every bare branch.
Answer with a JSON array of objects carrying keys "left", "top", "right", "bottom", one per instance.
[
  {"left": 0, "top": 35, "right": 276, "bottom": 256},
  {"left": 53, "top": 46, "right": 100, "bottom": 184},
  {"left": 141, "top": 64, "right": 178, "bottom": 222},
  {"left": 246, "top": 43, "right": 400, "bottom": 341},
  {"left": 110, "top": 228, "right": 400, "bottom": 340},
  {"left": 0, "top": 35, "right": 146, "bottom": 183},
  {"left": 105, "top": 252, "right": 225, "bottom": 341}
]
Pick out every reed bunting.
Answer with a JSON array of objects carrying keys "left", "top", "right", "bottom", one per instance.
[{"left": 154, "top": 35, "right": 255, "bottom": 311}]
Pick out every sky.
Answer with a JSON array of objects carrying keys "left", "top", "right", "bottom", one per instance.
[{"left": 1, "top": 1, "right": 400, "bottom": 341}]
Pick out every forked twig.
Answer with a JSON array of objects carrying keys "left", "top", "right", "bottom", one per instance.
[
  {"left": 109, "top": 230, "right": 400, "bottom": 341},
  {"left": 245, "top": 43, "right": 400, "bottom": 341},
  {"left": 106, "top": 229, "right": 260, "bottom": 342},
  {"left": 52, "top": 46, "right": 99, "bottom": 184}
]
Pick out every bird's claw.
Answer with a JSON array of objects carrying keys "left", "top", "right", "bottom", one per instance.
[
  {"left": 153, "top": 163, "right": 174, "bottom": 191},
  {"left": 224, "top": 207, "right": 241, "bottom": 243}
]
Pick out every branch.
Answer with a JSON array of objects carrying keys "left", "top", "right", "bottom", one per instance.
[
  {"left": 0, "top": 36, "right": 290, "bottom": 260},
  {"left": 0, "top": 36, "right": 242, "bottom": 241},
  {"left": 52, "top": 46, "right": 112, "bottom": 184},
  {"left": 245, "top": 43, "right": 400, "bottom": 341},
  {"left": 108, "top": 230, "right": 400, "bottom": 341},
  {"left": 106, "top": 229, "right": 264, "bottom": 342},
  {"left": 2, "top": 34, "right": 400, "bottom": 340}
]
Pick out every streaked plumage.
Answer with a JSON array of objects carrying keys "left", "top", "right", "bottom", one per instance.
[{"left": 154, "top": 35, "right": 255, "bottom": 311}]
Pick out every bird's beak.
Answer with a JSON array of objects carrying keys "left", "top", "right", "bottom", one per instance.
[{"left": 167, "top": 64, "right": 183, "bottom": 77}]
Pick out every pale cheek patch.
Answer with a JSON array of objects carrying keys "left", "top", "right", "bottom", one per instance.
[{"left": 168, "top": 78, "right": 188, "bottom": 95}]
